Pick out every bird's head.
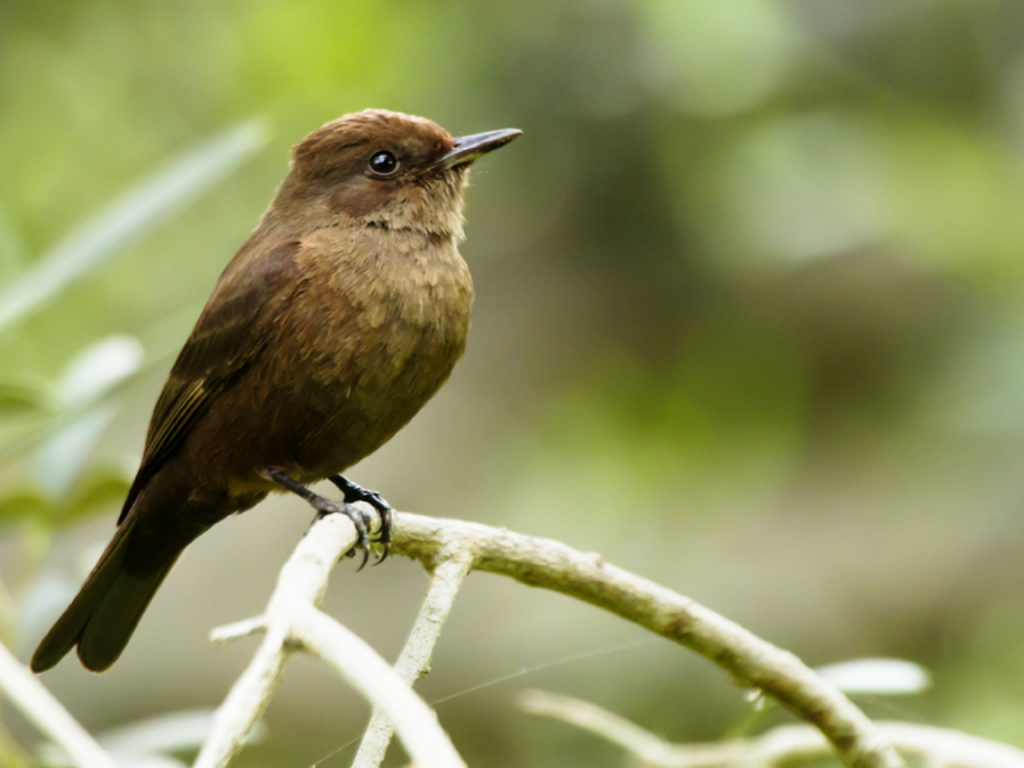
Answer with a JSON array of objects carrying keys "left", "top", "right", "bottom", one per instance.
[{"left": 273, "top": 109, "right": 520, "bottom": 242}]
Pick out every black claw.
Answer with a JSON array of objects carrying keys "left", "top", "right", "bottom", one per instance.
[
  {"left": 267, "top": 468, "right": 375, "bottom": 569},
  {"left": 345, "top": 503, "right": 372, "bottom": 571},
  {"left": 309, "top": 499, "right": 371, "bottom": 569},
  {"left": 355, "top": 542, "right": 370, "bottom": 571},
  {"left": 372, "top": 506, "right": 393, "bottom": 565},
  {"left": 330, "top": 475, "right": 394, "bottom": 551}
]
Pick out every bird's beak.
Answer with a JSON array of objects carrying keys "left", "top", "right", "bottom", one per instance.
[{"left": 433, "top": 128, "right": 522, "bottom": 171}]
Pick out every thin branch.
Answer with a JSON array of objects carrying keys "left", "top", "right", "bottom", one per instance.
[
  {"left": 0, "top": 640, "right": 119, "bottom": 768},
  {"left": 292, "top": 605, "right": 465, "bottom": 768},
  {"left": 519, "top": 689, "right": 1024, "bottom": 768},
  {"left": 353, "top": 548, "right": 475, "bottom": 768},
  {"left": 210, "top": 615, "right": 267, "bottom": 643},
  {"left": 521, "top": 689, "right": 678, "bottom": 764},
  {"left": 196, "top": 508, "right": 910, "bottom": 768},
  {"left": 194, "top": 510, "right": 465, "bottom": 768},
  {"left": 193, "top": 613, "right": 287, "bottom": 768},
  {"left": 388, "top": 512, "right": 905, "bottom": 768}
]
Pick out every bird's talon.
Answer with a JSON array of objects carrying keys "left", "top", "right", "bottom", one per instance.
[
  {"left": 343, "top": 505, "right": 371, "bottom": 571},
  {"left": 354, "top": 545, "right": 370, "bottom": 571},
  {"left": 330, "top": 475, "right": 393, "bottom": 550},
  {"left": 377, "top": 506, "right": 393, "bottom": 546}
]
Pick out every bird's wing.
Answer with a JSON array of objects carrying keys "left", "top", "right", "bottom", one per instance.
[{"left": 117, "top": 239, "right": 303, "bottom": 523}]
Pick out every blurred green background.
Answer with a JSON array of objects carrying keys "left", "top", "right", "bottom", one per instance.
[{"left": 4, "top": 0, "right": 1024, "bottom": 765}]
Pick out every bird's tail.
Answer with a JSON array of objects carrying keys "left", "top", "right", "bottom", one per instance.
[{"left": 30, "top": 513, "right": 182, "bottom": 673}]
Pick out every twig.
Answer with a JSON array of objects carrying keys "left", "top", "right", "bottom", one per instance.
[
  {"left": 0, "top": 639, "right": 119, "bottom": 768},
  {"left": 521, "top": 689, "right": 677, "bottom": 764},
  {"left": 196, "top": 508, "right": 909, "bottom": 768},
  {"left": 194, "top": 509, "right": 465, "bottom": 768},
  {"left": 519, "top": 689, "right": 1024, "bottom": 768},
  {"left": 388, "top": 512, "right": 904, "bottom": 768},
  {"left": 353, "top": 548, "right": 475, "bottom": 768},
  {"left": 290, "top": 605, "right": 464, "bottom": 768}
]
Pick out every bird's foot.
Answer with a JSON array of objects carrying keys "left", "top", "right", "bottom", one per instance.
[
  {"left": 330, "top": 475, "right": 393, "bottom": 564},
  {"left": 264, "top": 468, "right": 374, "bottom": 569}
]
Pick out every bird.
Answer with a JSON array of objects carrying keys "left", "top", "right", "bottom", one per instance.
[{"left": 30, "top": 109, "right": 521, "bottom": 673}]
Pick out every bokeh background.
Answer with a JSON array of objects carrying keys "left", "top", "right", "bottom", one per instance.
[{"left": 4, "top": 0, "right": 1024, "bottom": 765}]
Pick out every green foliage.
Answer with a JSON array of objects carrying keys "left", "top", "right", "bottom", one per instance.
[
  {"left": 0, "top": 121, "right": 265, "bottom": 523},
  {"left": 0, "top": 121, "right": 267, "bottom": 334},
  {"left": 2, "top": 0, "right": 1024, "bottom": 765},
  {"left": 0, "top": 118, "right": 265, "bottom": 763},
  {"left": 36, "top": 709, "right": 266, "bottom": 768}
]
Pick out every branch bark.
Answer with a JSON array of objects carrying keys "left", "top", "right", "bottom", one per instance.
[
  {"left": 195, "top": 508, "right": 908, "bottom": 768},
  {"left": 520, "top": 689, "right": 1024, "bottom": 768},
  {"left": 388, "top": 512, "right": 904, "bottom": 768},
  {"left": 353, "top": 548, "right": 474, "bottom": 768},
  {"left": 194, "top": 510, "right": 465, "bottom": 768}
]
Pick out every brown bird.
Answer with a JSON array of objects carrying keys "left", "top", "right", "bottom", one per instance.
[{"left": 31, "top": 109, "right": 521, "bottom": 673}]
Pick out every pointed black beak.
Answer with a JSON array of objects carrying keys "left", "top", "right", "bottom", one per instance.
[{"left": 433, "top": 128, "right": 522, "bottom": 171}]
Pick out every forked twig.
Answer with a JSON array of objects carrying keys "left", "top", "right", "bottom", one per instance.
[
  {"left": 197, "top": 510, "right": 906, "bottom": 768},
  {"left": 194, "top": 509, "right": 465, "bottom": 768},
  {"left": 520, "top": 689, "right": 1024, "bottom": 768},
  {"left": 353, "top": 548, "right": 475, "bottom": 768},
  {"left": 389, "top": 512, "right": 903, "bottom": 768}
]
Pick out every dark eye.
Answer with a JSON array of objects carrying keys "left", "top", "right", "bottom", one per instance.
[{"left": 368, "top": 150, "right": 399, "bottom": 176}]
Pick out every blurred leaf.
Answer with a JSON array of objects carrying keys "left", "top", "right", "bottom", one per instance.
[
  {"left": 637, "top": 0, "right": 797, "bottom": 116},
  {"left": 95, "top": 709, "right": 266, "bottom": 755},
  {"left": 111, "top": 758, "right": 186, "bottom": 768},
  {"left": 711, "top": 113, "right": 886, "bottom": 265},
  {"left": 3, "top": 334, "right": 168, "bottom": 460},
  {"left": 55, "top": 335, "right": 144, "bottom": 407},
  {"left": 0, "top": 720, "right": 32, "bottom": 768},
  {"left": 0, "top": 119, "right": 269, "bottom": 334},
  {"left": 0, "top": 417, "right": 49, "bottom": 448},
  {"left": 0, "top": 572, "right": 15, "bottom": 644},
  {"left": 0, "top": 375, "right": 54, "bottom": 415},
  {"left": 0, "top": 487, "right": 52, "bottom": 524},
  {"left": 135, "top": 302, "right": 205, "bottom": 363},
  {"left": 33, "top": 403, "right": 119, "bottom": 498},
  {"left": 34, "top": 709, "right": 270, "bottom": 766},
  {"left": 1, "top": 460, "right": 128, "bottom": 530},
  {"left": 17, "top": 518, "right": 53, "bottom": 576},
  {"left": 37, "top": 743, "right": 186, "bottom": 768},
  {"left": 815, "top": 658, "right": 932, "bottom": 696},
  {"left": 0, "top": 201, "right": 25, "bottom": 284},
  {"left": 15, "top": 571, "right": 79, "bottom": 656},
  {"left": 67, "top": 464, "right": 133, "bottom": 518},
  {"left": 27, "top": 335, "right": 145, "bottom": 496}
]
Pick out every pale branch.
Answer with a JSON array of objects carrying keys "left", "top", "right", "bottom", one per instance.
[
  {"left": 195, "top": 507, "right": 907, "bottom": 768},
  {"left": 0, "top": 640, "right": 119, "bottom": 768},
  {"left": 353, "top": 549, "right": 474, "bottom": 768},
  {"left": 521, "top": 689, "right": 676, "bottom": 764},
  {"left": 195, "top": 621, "right": 288, "bottom": 768},
  {"left": 519, "top": 689, "right": 1024, "bottom": 768},
  {"left": 289, "top": 605, "right": 465, "bottom": 768},
  {"left": 194, "top": 509, "right": 465, "bottom": 768},
  {"left": 387, "top": 512, "right": 904, "bottom": 768}
]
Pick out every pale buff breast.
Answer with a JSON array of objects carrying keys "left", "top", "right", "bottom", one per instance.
[{"left": 255, "top": 228, "right": 473, "bottom": 478}]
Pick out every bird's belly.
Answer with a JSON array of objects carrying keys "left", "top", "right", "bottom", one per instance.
[
  {"left": 241, "top": 306, "right": 467, "bottom": 484},
  {"left": 186, "top": 244, "right": 473, "bottom": 498},
  {"left": 299, "top": 337, "right": 463, "bottom": 476},
  {"left": 199, "top": 342, "right": 463, "bottom": 501}
]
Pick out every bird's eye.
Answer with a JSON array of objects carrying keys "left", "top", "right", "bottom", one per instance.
[{"left": 368, "top": 150, "right": 399, "bottom": 176}]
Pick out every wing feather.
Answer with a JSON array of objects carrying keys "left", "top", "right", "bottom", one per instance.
[{"left": 118, "top": 239, "right": 302, "bottom": 523}]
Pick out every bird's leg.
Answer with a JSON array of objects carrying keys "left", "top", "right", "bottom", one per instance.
[
  {"left": 330, "top": 475, "right": 393, "bottom": 564},
  {"left": 264, "top": 468, "right": 373, "bottom": 570}
]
